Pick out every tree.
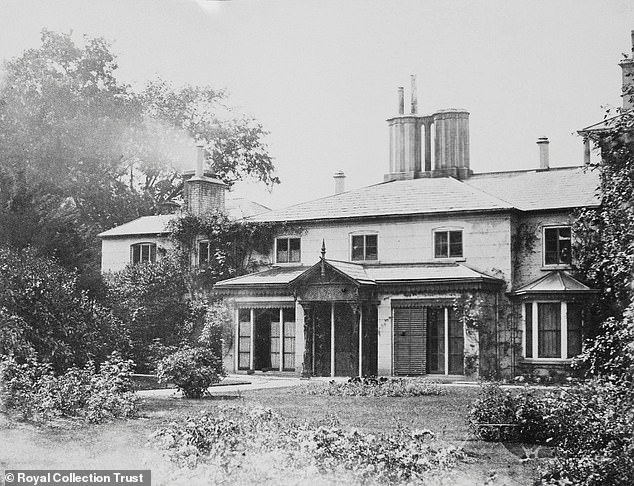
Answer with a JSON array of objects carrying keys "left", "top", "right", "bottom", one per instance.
[{"left": 0, "top": 30, "right": 278, "bottom": 285}]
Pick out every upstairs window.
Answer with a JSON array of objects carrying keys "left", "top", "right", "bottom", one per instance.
[
  {"left": 544, "top": 226, "right": 571, "bottom": 265},
  {"left": 351, "top": 234, "right": 378, "bottom": 261},
  {"left": 198, "top": 240, "right": 211, "bottom": 266},
  {"left": 130, "top": 242, "right": 156, "bottom": 264},
  {"left": 276, "top": 237, "right": 301, "bottom": 263},
  {"left": 434, "top": 230, "right": 463, "bottom": 258}
]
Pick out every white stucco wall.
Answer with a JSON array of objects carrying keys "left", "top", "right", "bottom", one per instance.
[
  {"left": 272, "top": 212, "right": 513, "bottom": 286},
  {"left": 100, "top": 235, "right": 173, "bottom": 273}
]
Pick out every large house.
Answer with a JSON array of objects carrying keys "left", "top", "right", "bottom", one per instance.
[{"left": 99, "top": 33, "right": 634, "bottom": 381}]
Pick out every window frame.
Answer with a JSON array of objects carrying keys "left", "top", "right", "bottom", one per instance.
[
  {"left": 433, "top": 229, "right": 464, "bottom": 259},
  {"left": 543, "top": 225, "right": 572, "bottom": 267},
  {"left": 350, "top": 233, "right": 379, "bottom": 262},
  {"left": 275, "top": 237, "right": 301, "bottom": 264},
  {"left": 522, "top": 300, "right": 583, "bottom": 361},
  {"left": 198, "top": 239, "right": 211, "bottom": 267},
  {"left": 130, "top": 242, "right": 157, "bottom": 265}
]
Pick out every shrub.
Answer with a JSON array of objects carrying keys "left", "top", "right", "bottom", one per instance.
[
  {"left": 0, "top": 353, "right": 139, "bottom": 423},
  {"left": 156, "top": 346, "right": 225, "bottom": 398},
  {"left": 151, "top": 406, "right": 465, "bottom": 484},
  {"left": 0, "top": 247, "right": 127, "bottom": 373},
  {"left": 301, "top": 376, "right": 446, "bottom": 397}
]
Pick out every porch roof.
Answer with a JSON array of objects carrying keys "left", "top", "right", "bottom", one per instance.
[
  {"left": 511, "top": 271, "right": 597, "bottom": 296},
  {"left": 214, "top": 260, "right": 502, "bottom": 293}
]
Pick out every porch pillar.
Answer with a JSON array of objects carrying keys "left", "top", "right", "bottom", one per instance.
[
  {"left": 279, "top": 307, "right": 284, "bottom": 372},
  {"left": 330, "top": 302, "right": 335, "bottom": 377},
  {"left": 301, "top": 303, "right": 313, "bottom": 377},
  {"left": 358, "top": 305, "right": 363, "bottom": 377},
  {"left": 444, "top": 307, "right": 449, "bottom": 375},
  {"left": 249, "top": 308, "right": 255, "bottom": 370}
]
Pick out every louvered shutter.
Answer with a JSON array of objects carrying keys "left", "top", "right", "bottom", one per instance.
[{"left": 393, "top": 306, "right": 426, "bottom": 375}]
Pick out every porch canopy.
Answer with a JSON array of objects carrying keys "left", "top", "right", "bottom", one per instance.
[{"left": 215, "top": 259, "right": 503, "bottom": 377}]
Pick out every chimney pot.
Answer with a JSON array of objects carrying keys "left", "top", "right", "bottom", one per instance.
[
  {"left": 195, "top": 144, "right": 205, "bottom": 178},
  {"left": 537, "top": 136, "right": 550, "bottom": 169},
  {"left": 410, "top": 75, "right": 418, "bottom": 114},
  {"left": 397, "top": 87, "right": 404, "bottom": 115},
  {"left": 333, "top": 170, "right": 346, "bottom": 195}
]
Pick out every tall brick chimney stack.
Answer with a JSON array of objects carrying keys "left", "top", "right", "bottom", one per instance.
[
  {"left": 620, "top": 30, "right": 634, "bottom": 111},
  {"left": 183, "top": 144, "right": 227, "bottom": 216}
]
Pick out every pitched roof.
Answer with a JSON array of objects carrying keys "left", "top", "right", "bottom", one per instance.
[
  {"left": 512, "top": 271, "right": 596, "bottom": 295},
  {"left": 98, "top": 198, "right": 271, "bottom": 238},
  {"left": 249, "top": 177, "right": 512, "bottom": 223},
  {"left": 214, "top": 260, "right": 501, "bottom": 290},
  {"left": 465, "top": 166, "right": 600, "bottom": 211}
]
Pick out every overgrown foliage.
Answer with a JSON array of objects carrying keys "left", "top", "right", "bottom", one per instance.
[
  {"left": 468, "top": 382, "right": 634, "bottom": 486},
  {"left": 107, "top": 256, "right": 199, "bottom": 372},
  {"left": 151, "top": 406, "right": 465, "bottom": 485},
  {"left": 0, "top": 247, "right": 126, "bottom": 372},
  {"left": 301, "top": 377, "right": 446, "bottom": 397},
  {"left": 156, "top": 346, "right": 225, "bottom": 398},
  {"left": 0, "top": 353, "right": 139, "bottom": 423},
  {"left": 574, "top": 111, "right": 634, "bottom": 320},
  {"left": 168, "top": 210, "right": 290, "bottom": 286}
]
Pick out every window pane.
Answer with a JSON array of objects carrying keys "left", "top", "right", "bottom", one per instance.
[
  {"left": 567, "top": 303, "right": 583, "bottom": 357},
  {"left": 544, "top": 229, "right": 559, "bottom": 265},
  {"left": 150, "top": 244, "right": 156, "bottom": 263},
  {"left": 141, "top": 244, "right": 150, "bottom": 262},
  {"left": 559, "top": 228, "right": 571, "bottom": 264},
  {"left": 351, "top": 235, "right": 364, "bottom": 261},
  {"left": 289, "top": 238, "right": 301, "bottom": 263},
  {"left": 538, "top": 303, "right": 561, "bottom": 358},
  {"left": 434, "top": 232, "right": 448, "bottom": 258},
  {"left": 277, "top": 238, "right": 289, "bottom": 263},
  {"left": 365, "top": 235, "right": 378, "bottom": 260},
  {"left": 199, "top": 241, "right": 209, "bottom": 265},
  {"left": 132, "top": 244, "right": 140, "bottom": 264},
  {"left": 525, "top": 303, "right": 533, "bottom": 358},
  {"left": 449, "top": 231, "right": 463, "bottom": 257}
]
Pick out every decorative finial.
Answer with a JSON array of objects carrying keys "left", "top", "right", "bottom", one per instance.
[{"left": 320, "top": 239, "right": 326, "bottom": 278}]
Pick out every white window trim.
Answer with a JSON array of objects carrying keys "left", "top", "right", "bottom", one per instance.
[
  {"left": 197, "top": 239, "right": 211, "bottom": 267},
  {"left": 130, "top": 242, "right": 157, "bottom": 264},
  {"left": 523, "top": 300, "right": 578, "bottom": 362},
  {"left": 349, "top": 232, "right": 379, "bottom": 262},
  {"left": 542, "top": 225, "right": 572, "bottom": 268},
  {"left": 275, "top": 236, "right": 302, "bottom": 265},
  {"left": 432, "top": 227, "right": 465, "bottom": 260}
]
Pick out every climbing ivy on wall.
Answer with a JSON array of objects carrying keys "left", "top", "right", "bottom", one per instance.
[{"left": 167, "top": 210, "right": 294, "bottom": 288}]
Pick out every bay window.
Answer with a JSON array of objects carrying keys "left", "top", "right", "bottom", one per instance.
[{"left": 523, "top": 301, "right": 583, "bottom": 359}]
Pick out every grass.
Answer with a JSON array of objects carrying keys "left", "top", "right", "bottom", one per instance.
[{"left": 0, "top": 382, "right": 542, "bottom": 485}]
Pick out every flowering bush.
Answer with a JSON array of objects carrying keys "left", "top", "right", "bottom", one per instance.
[
  {"left": 156, "top": 346, "right": 225, "bottom": 398},
  {"left": 0, "top": 353, "right": 139, "bottom": 423},
  {"left": 301, "top": 376, "right": 446, "bottom": 397},
  {"left": 151, "top": 406, "right": 465, "bottom": 484}
]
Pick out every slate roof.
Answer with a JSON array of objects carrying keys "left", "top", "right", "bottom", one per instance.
[
  {"left": 511, "top": 271, "right": 596, "bottom": 295},
  {"left": 248, "top": 166, "right": 599, "bottom": 224},
  {"left": 249, "top": 177, "right": 513, "bottom": 223},
  {"left": 214, "top": 260, "right": 501, "bottom": 289},
  {"left": 465, "top": 167, "right": 600, "bottom": 211},
  {"left": 98, "top": 198, "right": 271, "bottom": 238}
]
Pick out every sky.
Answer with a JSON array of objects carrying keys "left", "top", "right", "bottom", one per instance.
[{"left": 0, "top": 0, "right": 633, "bottom": 210}]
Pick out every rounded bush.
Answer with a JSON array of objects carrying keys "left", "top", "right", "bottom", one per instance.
[{"left": 156, "top": 346, "right": 225, "bottom": 398}]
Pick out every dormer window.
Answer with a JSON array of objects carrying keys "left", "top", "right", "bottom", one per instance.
[
  {"left": 434, "top": 230, "right": 463, "bottom": 258},
  {"left": 544, "top": 226, "right": 571, "bottom": 266},
  {"left": 130, "top": 242, "right": 156, "bottom": 264},
  {"left": 276, "top": 237, "right": 301, "bottom": 263},
  {"left": 198, "top": 240, "right": 211, "bottom": 266},
  {"left": 351, "top": 234, "right": 378, "bottom": 261}
]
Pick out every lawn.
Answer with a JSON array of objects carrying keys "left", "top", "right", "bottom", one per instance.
[{"left": 0, "top": 383, "right": 541, "bottom": 485}]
